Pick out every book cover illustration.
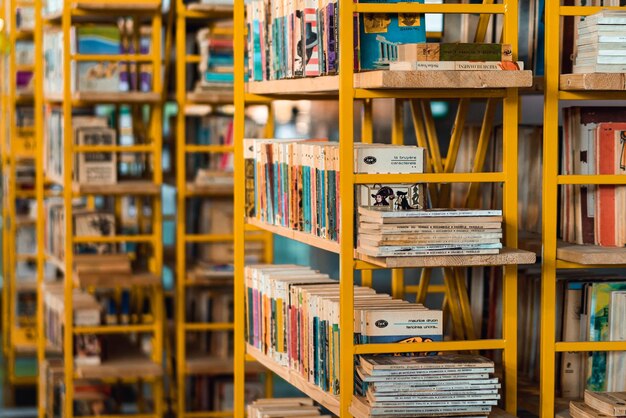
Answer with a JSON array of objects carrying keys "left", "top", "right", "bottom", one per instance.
[{"left": 358, "top": 0, "right": 426, "bottom": 71}]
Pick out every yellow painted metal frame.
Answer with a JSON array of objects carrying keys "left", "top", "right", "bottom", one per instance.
[
  {"left": 175, "top": 2, "right": 273, "bottom": 416},
  {"left": 0, "top": 0, "right": 42, "bottom": 395},
  {"left": 38, "top": 2, "right": 165, "bottom": 417},
  {"left": 233, "top": 1, "right": 522, "bottom": 417},
  {"left": 541, "top": 3, "right": 626, "bottom": 417}
]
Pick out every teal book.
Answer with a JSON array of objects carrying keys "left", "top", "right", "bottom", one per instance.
[{"left": 587, "top": 281, "right": 626, "bottom": 391}]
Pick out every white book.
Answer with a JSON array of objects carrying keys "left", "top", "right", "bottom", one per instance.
[
  {"left": 354, "top": 145, "right": 425, "bottom": 174},
  {"left": 390, "top": 60, "right": 524, "bottom": 71},
  {"left": 576, "top": 53, "right": 626, "bottom": 63},
  {"left": 573, "top": 63, "right": 626, "bottom": 73}
]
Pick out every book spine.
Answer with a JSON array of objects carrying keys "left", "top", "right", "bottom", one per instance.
[{"left": 390, "top": 60, "right": 524, "bottom": 71}]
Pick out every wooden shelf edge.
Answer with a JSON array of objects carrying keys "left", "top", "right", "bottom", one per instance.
[
  {"left": 185, "top": 356, "right": 265, "bottom": 375},
  {"left": 246, "top": 344, "right": 340, "bottom": 416},
  {"left": 356, "top": 247, "right": 536, "bottom": 268},
  {"left": 246, "top": 218, "right": 340, "bottom": 253},
  {"left": 557, "top": 242, "right": 626, "bottom": 265},
  {"left": 75, "top": 358, "right": 162, "bottom": 379},
  {"left": 561, "top": 73, "right": 626, "bottom": 91},
  {"left": 73, "top": 181, "right": 160, "bottom": 195},
  {"left": 74, "top": 271, "right": 160, "bottom": 288},
  {"left": 187, "top": 91, "right": 234, "bottom": 105}
]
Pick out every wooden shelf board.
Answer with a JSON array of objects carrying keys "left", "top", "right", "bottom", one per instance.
[
  {"left": 356, "top": 247, "right": 536, "bottom": 268},
  {"left": 185, "top": 355, "right": 265, "bottom": 375},
  {"left": 246, "top": 344, "right": 340, "bottom": 416},
  {"left": 76, "top": 357, "right": 162, "bottom": 379},
  {"left": 561, "top": 73, "right": 626, "bottom": 90},
  {"left": 73, "top": 181, "right": 160, "bottom": 195},
  {"left": 355, "top": 70, "right": 534, "bottom": 89},
  {"left": 46, "top": 92, "right": 160, "bottom": 104},
  {"left": 557, "top": 242, "right": 626, "bottom": 265},
  {"left": 186, "top": 182, "right": 233, "bottom": 197},
  {"left": 187, "top": 91, "right": 234, "bottom": 105},
  {"left": 246, "top": 218, "right": 340, "bottom": 253},
  {"left": 74, "top": 271, "right": 160, "bottom": 288},
  {"left": 72, "top": 1, "right": 161, "bottom": 11},
  {"left": 247, "top": 75, "right": 340, "bottom": 95}
]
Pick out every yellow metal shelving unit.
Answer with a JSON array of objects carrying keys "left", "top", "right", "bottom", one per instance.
[
  {"left": 0, "top": 0, "right": 45, "bottom": 394},
  {"left": 541, "top": 4, "right": 626, "bottom": 417},
  {"left": 39, "top": 1, "right": 165, "bottom": 417},
  {"left": 175, "top": 2, "right": 273, "bottom": 415},
  {"left": 233, "top": 1, "right": 536, "bottom": 417}
]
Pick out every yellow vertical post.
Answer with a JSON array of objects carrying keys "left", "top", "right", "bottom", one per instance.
[
  {"left": 150, "top": 9, "right": 164, "bottom": 417},
  {"left": 233, "top": 0, "right": 246, "bottom": 413},
  {"left": 390, "top": 99, "right": 404, "bottom": 300},
  {"left": 541, "top": 0, "right": 559, "bottom": 416},
  {"left": 34, "top": 0, "right": 45, "bottom": 416},
  {"left": 175, "top": 1, "right": 187, "bottom": 415},
  {"left": 61, "top": 0, "right": 74, "bottom": 415},
  {"left": 502, "top": 0, "right": 519, "bottom": 412},
  {"left": 338, "top": 0, "right": 355, "bottom": 416}
]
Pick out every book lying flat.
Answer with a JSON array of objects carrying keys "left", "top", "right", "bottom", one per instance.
[{"left": 360, "top": 354, "right": 495, "bottom": 374}]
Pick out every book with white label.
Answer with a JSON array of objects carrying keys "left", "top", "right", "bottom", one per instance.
[{"left": 390, "top": 60, "right": 524, "bottom": 71}]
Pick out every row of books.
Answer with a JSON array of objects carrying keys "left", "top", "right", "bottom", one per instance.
[
  {"left": 561, "top": 279, "right": 626, "bottom": 395},
  {"left": 188, "top": 377, "right": 264, "bottom": 413},
  {"left": 186, "top": 286, "right": 233, "bottom": 358},
  {"left": 44, "top": 111, "right": 120, "bottom": 186},
  {"left": 44, "top": 22, "right": 152, "bottom": 95},
  {"left": 246, "top": 0, "right": 427, "bottom": 80},
  {"left": 244, "top": 264, "right": 442, "bottom": 395},
  {"left": 567, "top": 391, "right": 626, "bottom": 418},
  {"left": 245, "top": 138, "right": 426, "bottom": 241},
  {"left": 247, "top": 398, "right": 329, "bottom": 418},
  {"left": 561, "top": 107, "right": 626, "bottom": 247},
  {"left": 44, "top": 204, "right": 115, "bottom": 261},
  {"left": 353, "top": 354, "right": 501, "bottom": 418},
  {"left": 356, "top": 207, "right": 503, "bottom": 258},
  {"left": 573, "top": 10, "right": 626, "bottom": 74}
]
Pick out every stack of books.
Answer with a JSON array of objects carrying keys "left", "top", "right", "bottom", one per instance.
[
  {"left": 247, "top": 398, "right": 330, "bottom": 418},
  {"left": 574, "top": 10, "right": 626, "bottom": 74},
  {"left": 245, "top": 264, "right": 442, "bottom": 396},
  {"left": 389, "top": 42, "right": 524, "bottom": 72},
  {"left": 569, "top": 391, "right": 626, "bottom": 418},
  {"left": 196, "top": 26, "right": 234, "bottom": 89},
  {"left": 352, "top": 354, "right": 501, "bottom": 418},
  {"left": 357, "top": 207, "right": 503, "bottom": 258}
]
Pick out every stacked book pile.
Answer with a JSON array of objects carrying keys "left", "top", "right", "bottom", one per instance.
[
  {"left": 569, "top": 391, "right": 626, "bottom": 418},
  {"left": 245, "top": 264, "right": 442, "bottom": 396},
  {"left": 196, "top": 25, "right": 234, "bottom": 89},
  {"left": 390, "top": 42, "right": 524, "bottom": 72},
  {"left": 574, "top": 10, "right": 626, "bottom": 74},
  {"left": 247, "top": 398, "right": 330, "bottom": 418},
  {"left": 357, "top": 207, "right": 503, "bottom": 258},
  {"left": 352, "top": 354, "right": 501, "bottom": 418}
]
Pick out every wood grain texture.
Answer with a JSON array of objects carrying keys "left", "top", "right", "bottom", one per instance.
[
  {"left": 557, "top": 243, "right": 626, "bottom": 264},
  {"left": 561, "top": 73, "right": 626, "bottom": 91},
  {"left": 355, "top": 70, "right": 534, "bottom": 89}
]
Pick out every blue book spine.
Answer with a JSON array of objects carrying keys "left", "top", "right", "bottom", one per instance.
[{"left": 358, "top": 0, "right": 426, "bottom": 70}]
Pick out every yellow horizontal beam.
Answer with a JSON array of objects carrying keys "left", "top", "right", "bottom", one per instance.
[
  {"left": 185, "top": 322, "right": 234, "bottom": 332},
  {"left": 79, "top": 415, "right": 157, "bottom": 418},
  {"left": 186, "top": 233, "right": 267, "bottom": 243},
  {"left": 354, "top": 3, "right": 504, "bottom": 14},
  {"left": 74, "top": 144, "right": 154, "bottom": 152},
  {"left": 185, "top": 144, "right": 234, "bottom": 153},
  {"left": 355, "top": 89, "right": 506, "bottom": 99},
  {"left": 8, "top": 375, "right": 37, "bottom": 385},
  {"left": 74, "top": 324, "right": 155, "bottom": 334},
  {"left": 556, "top": 260, "right": 626, "bottom": 269},
  {"left": 405, "top": 284, "right": 446, "bottom": 294},
  {"left": 186, "top": 55, "right": 202, "bottom": 64},
  {"left": 555, "top": 341, "right": 626, "bottom": 352},
  {"left": 354, "top": 339, "right": 506, "bottom": 355},
  {"left": 355, "top": 172, "right": 504, "bottom": 184},
  {"left": 560, "top": 5, "right": 625, "bottom": 16},
  {"left": 73, "top": 235, "right": 154, "bottom": 243},
  {"left": 71, "top": 54, "right": 153, "bottom": 62},
  {"left": 557, "top": 175, "right": 626, "bottom": 185}
]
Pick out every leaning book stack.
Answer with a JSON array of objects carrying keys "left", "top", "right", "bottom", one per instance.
[
  {"left": 357, "top": 207, "right": 503, "bottom": 257},
  {"left": 573, "top": 10, "right": 626, "bottom": 74},
  {"left": 352, "top": 354, "right": 501, "bottom": 418},
  {"left": 244, "top": 264, "right": 442, "bottom": 396}
]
